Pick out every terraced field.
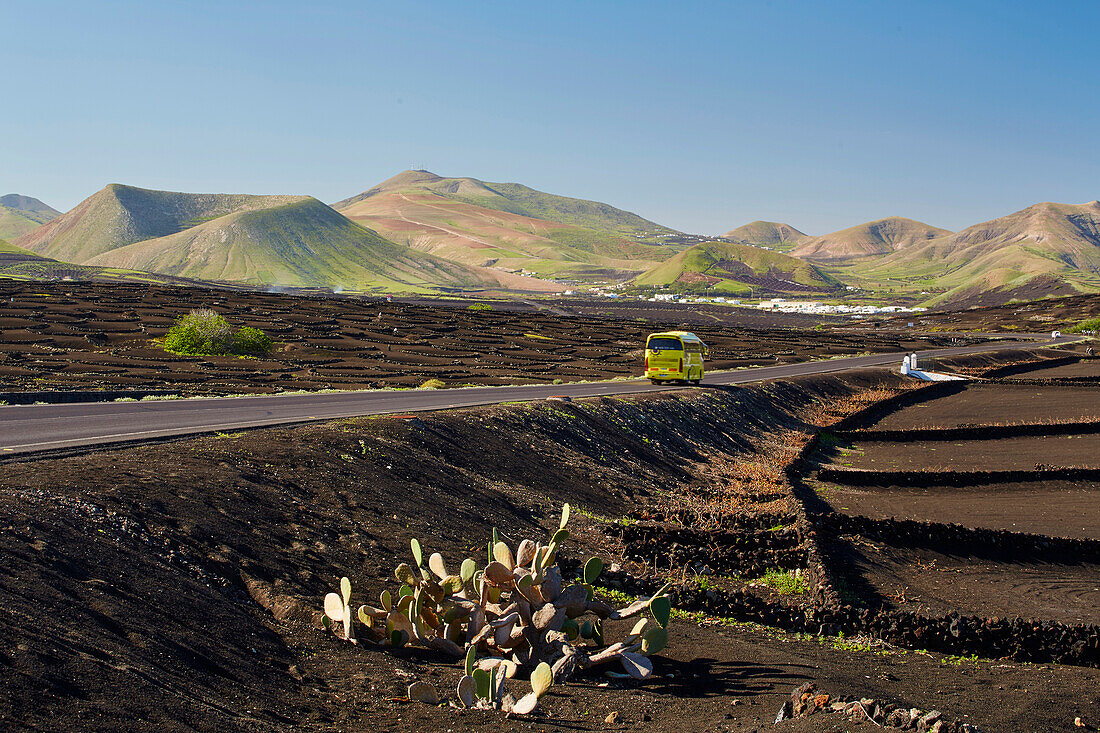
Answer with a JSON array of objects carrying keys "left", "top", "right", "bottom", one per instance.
[
  {"left": 0, "top": 281, "right": 969, "bottom": 396},
  {"left": 806, "top": 356, "right": 1100, "bottom": 625}
]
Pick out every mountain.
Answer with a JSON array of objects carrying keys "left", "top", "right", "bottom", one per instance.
[
  {"left": 855, "top": 201, "right": 1100, "bottom": 304},
  {"left": 15, "top": 184, "right": 533, "bottom": 293},
  {"left": 792, "top": 217, "right": 952, "bottom": 263},
  {"left": 333, "top": 170, "right": 684, "bottom": 280},
  {"left": 336, "top": 170, "right": 677, "bottom": 235},
  {"left": 722, "top": 221, "right": 809, "bottom": 252},
  {"left": 0, "top": 194, "right": 60, "bottom": 241},
  {"left": 15, "top": 184, "right": 307, "bottom": 263},
  {"left": 633, "top": 240, "right": 841, "bottom": 295},
  {"left": 84, "top": 197, "right": 501, "bottom": 292}
]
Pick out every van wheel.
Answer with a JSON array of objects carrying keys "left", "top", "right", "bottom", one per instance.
[{"left": 649, "top": 379, "right": 660, "bottom": 385}]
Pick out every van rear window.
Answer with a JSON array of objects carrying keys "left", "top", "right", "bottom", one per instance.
[{"left": 647, "top": 337, "right": 682, "bottom": 350}]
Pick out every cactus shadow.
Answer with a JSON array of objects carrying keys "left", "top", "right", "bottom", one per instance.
[
  {"left": 567, "top": 657, "right": 812, "bottom": 700},
  {"left": 640, "top": 656, "right": 813, "bottom": 698}
]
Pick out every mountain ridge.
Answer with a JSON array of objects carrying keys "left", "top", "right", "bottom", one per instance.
[
  {"left": 792, "top": 216, "right": 953, "bottom": 263},
  {"left": 333, "top": 170, "right": 685, "bottom": 281}
]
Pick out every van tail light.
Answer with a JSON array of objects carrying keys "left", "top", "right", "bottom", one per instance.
[
  {"left": 645, "top": 356, "right": 649, "bottom": 370},
  {"left": 678, "top": 357, "right": 682, "bottom": 372}
]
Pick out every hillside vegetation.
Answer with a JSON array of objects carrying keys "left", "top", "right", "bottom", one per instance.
[{"left": 634, "top": 240, "right": 841, "bottom": 295}]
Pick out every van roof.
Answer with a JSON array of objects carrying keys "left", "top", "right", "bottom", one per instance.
[{"left": 647, "top": 331, "right": 703, "bottom": 341}]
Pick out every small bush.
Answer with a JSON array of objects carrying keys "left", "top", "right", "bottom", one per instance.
[
  {"left": 419, "top": 378, "right": 445, "bottom": 389},
  {"left": 233, "top": 326, "right": 274, "bottom": 356},
  {"left": 1067, "top": 316, "right": 1100, "bottom": 334},
  {"left": 163, "top": 309, "right": 272, "bottom": 357},
  {"left": 466, "top": 302, "right": 492, "bottom": 311}
]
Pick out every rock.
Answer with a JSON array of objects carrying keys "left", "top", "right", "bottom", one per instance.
[
  {"left": 918, "top": 710, "right": 943, "bottom": 732},
  {"left": 775, "top": 700, "right": 792, "bottom": 723},
  {"left": 847, "top": 701, "right": 868, "bottom": 722},
  {"left": 605, "top": 711, "right": 620, "bottom": 724},
  {"left": 885, "top": 707, "right": 912, "bottom": 728},
  {"left": 929, "top": 722, "right": 944, "bottom": 733},
  {"left": 407, "top": 681, "right": 439, "bottom": 705}
]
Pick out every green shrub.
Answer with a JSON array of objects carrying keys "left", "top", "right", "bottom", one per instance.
[
  {"left": 163, "top": 309, "right": 272, "bottom": 356},
  {"left": 1067, "top": 316, "right": 1100, "bottom": 334},
  {"left": 418, "top": 378, "right": 445, "bottom": 390},
  {"left": 466, "top": 302, "right": 492, "bottom": 311},
  {"left": 233, "top": 326, "right": 274, "bottom": 356}
]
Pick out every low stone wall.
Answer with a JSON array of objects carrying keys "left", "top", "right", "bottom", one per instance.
[{"left": 0, "top": 389, "right": 180, "bottom": 405}]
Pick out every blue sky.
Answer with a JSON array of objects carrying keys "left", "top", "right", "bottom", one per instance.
[{"left": 2, "top": 0, "right": 1097, "bottom": 234}]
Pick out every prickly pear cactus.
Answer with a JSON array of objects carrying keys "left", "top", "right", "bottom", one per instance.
[{"left": 319, "top": 502, "right": 675, "bottom": 714}]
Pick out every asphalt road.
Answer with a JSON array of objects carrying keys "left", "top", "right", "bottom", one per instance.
[{"left": 0, "top": 336, "right": 1067, "bottom": 458}]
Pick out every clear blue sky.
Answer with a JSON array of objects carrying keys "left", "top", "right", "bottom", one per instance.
[{"left": 2, "top": 0, "right": 1098, "bottom": 234}]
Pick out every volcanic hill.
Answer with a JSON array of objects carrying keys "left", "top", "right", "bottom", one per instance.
[
  {"left": 633, "top": 240, "right": 840, "bottom": 295},
  {"left": 792, "top": 216, "right": 952, "bottom": 263},
  {"left": 333, "top": 170, "right": 684, "bottom": 281},
  {"left": 854, "top": 200, "right": 1100, "bottom": 304},
  {"left": 14, "top": 184, "right": 517, "bottom": 292},
  {"left": 0, "top": 194, "right": 60, "bottom": 241},
  {"left": 722, "top": 221, "right": 809, "bottom": 252}
]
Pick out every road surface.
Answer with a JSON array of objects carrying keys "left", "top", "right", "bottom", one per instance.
[{"left": 0, "top": 337, "right": 1069, "bottom": 458}]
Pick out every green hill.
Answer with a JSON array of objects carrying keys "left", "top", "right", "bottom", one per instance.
[
  {"left": 82, "top": 196, "right": 493, "bottom": 292},
  {"left": 792, "top": 217, "right": 952, "bottom": 263},
  {"left": 13, "top": 184, "right": 518, "bottom": 293},
  {"left": 0, "top": 194, "right": 60, "bottom": 241},
  {"left": 634, "top": 240, "right": 841, "bottom": 295},
  {"left": 722, "top": 221, "right": 809, "bottom": 252},
  {"left": 15, "top": 184, "right": 306, "bottom": 263}
]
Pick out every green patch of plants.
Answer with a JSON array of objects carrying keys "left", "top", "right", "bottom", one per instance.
[
  {"left": 418, "top": 378, "right": 446, "bottom": 390},
  {"left": 1067, "top": 316, "right": 1100, "bottom": 334},
  {"left": 466, "top": 302, "right": 492, "bottom": 311},
  {"left": 163, "top": 309, "right": 273, "bottom": 357},
  {"left": 753, "top": 569, "right": 807, "bottom": 595}
]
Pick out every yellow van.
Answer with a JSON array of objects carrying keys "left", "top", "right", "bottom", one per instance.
[{"left": 644, "top": 331, "right": 707, "bottom": 384}]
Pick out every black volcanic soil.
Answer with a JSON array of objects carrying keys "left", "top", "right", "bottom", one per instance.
[
  {"left": 816, "top": 480, "right": 1100, "bottom": 539},
  {"left": 5, "top": 369, "right": 1100, "bottom": 732},
  {"left": 877, "top": 292, "right": 1100, "bottom": 332},
  {"left": 828, "top": 538, "right": 1100, "bottom": 625},
  {"left": 0, "top": 280, "right": 976, "bottom": 396},
  {"left": 830, "top": 433, "right": 1100, "bottom": 471},
  {"left": 1005, "top": 359, "right": 1100, "bottom": 378},
  {"left": 870, "top": 383, "right": 1100, "bottom": 428}
]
